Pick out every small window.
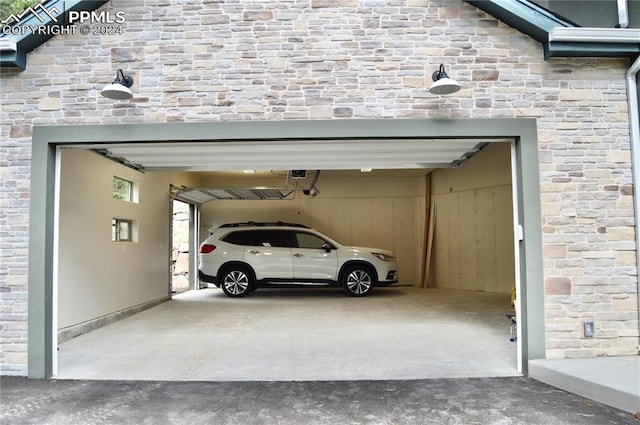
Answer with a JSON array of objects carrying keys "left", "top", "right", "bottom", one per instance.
[
  {"left": 113, "top": 176, "right": 133, "bottom": 202},
  {"left": 112, "top": 218, "right": 134, "bottom": 242}
]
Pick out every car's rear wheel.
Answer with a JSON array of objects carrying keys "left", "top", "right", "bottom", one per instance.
[
  {"left": 220, "top": 266, "right": 253, "bottom": 297},
  {"left": 342, "top": 265, "right": 375, "bottom": 297}
]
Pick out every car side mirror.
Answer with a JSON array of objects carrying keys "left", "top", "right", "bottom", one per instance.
[{"left": 322, "top": 243, "right": 334, "bottom": 252}]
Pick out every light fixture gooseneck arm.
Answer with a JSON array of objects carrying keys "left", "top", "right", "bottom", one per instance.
[
  {"left": 114, "top": 69, "right": 134, "bottom": 88},
  {"left": 432, "top": 64, "right": 448, "bottom": 82}
]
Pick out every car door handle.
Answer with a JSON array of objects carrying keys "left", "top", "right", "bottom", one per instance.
[
  {"left": 293, "top": 253, "right": 304, "bottom": 257},
  {"left": 248, "top": 250, "right": 260, "bottom": 254}
]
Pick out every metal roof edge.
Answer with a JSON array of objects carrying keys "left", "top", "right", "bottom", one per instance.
[
  {"left": 545, "top": 27, "right": 640, "bottom": 59},
  {"left": 465, "top": 0, "right": 574, "bottom": 43},
  {"left": 0, "top": 0, "right": 108, "bottom": 69},
  {"left": 544, "top": 42, "right": 640, "bottom": 59},
  {"left": 465, "top": 0, "right": 639, "bottom": 60}
]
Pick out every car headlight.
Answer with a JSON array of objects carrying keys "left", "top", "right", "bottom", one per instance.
[{"left": 372, "top": 253, "right": 395, "bottom": 262}]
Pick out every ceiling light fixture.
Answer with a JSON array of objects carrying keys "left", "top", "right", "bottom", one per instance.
[
  {"left": 243, "top": 169, "right": 256, "bottom": 174},
  {"left": 303, "top": 187, "right": 320, "bottom": 197},
  {"left": 360, "top": 168, "right": 372, "bottom": 173},
  {"left": 100, "top": 69, "right": 134, "bottom": 100},
  {"left": 429, "top": 63, "right": 461, "bottom": 95}
]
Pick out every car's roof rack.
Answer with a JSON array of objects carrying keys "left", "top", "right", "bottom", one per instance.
[{"left": 220, "top": 221, "right": 310, "bottom": 229}]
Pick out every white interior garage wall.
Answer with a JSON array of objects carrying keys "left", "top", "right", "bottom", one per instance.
[
  {"left": 198, "top": 175, "right": 426, "bottom": 286},
  {"left": 57, "top": 149, "right": 199, "bottom": 329},
  {"left": 429, "top": 143, "right": 515, "bottom": 294}
]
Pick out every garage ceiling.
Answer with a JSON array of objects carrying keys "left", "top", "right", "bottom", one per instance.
[
  {"left": 76, "top": 137, "right": 513, "bottom": 202},
  {"left": 75, "top": 138, "right": 512, "bottom": 172}
]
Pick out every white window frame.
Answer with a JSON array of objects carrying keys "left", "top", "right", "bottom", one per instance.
[
  {"left": 113, "top": 176, "right": 139, "bottom": 203},
  {"left": 112, "top": 218, "right": 135, "bottom": 242}
]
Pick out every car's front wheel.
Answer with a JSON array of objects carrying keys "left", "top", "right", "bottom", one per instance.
[
  {"left": 342, "top": 265, "right": 375, "bottom": 297},
  {"left": 220, "top": 266, "right": 253, "bottom": 298}
]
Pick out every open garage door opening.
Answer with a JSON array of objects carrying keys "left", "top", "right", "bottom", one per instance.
[
  {"left": 53, "top": 144, "right": 520, "bottom": 380},
  {"left": 28, "top": 119, "right": 544, "bottom": 380}
]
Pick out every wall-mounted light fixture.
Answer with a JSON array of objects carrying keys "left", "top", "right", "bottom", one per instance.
[
  {"left": 100, "top": 69, "right": 134, "bottom": 100},
  {"left": 429, "top": 64, "right": 461, "bottom": 95}
]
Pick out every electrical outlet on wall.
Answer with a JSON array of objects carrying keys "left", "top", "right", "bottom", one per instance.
[{"left": 583, "top": 320, "right": 595, "bottom": 338}]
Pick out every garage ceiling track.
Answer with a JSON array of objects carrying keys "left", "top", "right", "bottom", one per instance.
[
  {"left": 78, "top": 138, "right": 508, "bottom": 172},
  {"left": 172, "top": 187, "right": 290, "bottom": 203}
]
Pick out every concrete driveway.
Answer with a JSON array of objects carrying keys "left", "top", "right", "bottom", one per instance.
[{"left": 1, "top": 376, "right": 636, "bottom": 424}]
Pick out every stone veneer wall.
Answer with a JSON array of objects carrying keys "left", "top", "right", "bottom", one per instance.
[{"left": 0, "top": 0, "right": 637, "bottom": 375}]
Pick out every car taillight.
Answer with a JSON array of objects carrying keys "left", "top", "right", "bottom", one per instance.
[{"left": 200, "top": 244, "right": 216, "bottom": 254}]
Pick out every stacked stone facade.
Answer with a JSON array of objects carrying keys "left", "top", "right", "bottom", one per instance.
[{"left": 1, "top": 0, "right": 638, "bottom": 375}]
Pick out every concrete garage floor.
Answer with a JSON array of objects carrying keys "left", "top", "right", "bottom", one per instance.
[{"left": 56, "top": 287, "right": 518, "bottom": 381}]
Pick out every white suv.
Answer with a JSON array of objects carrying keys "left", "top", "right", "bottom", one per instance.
[{"left": 198, "top": 222, "right": 398, "bottom": 297}]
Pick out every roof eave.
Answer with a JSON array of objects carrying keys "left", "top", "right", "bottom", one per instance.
[
  {"left": 465, "top": 0, "right": 573, "bottom": 43},
  {"left": 465, "top": 0, "right": 639, "bottom": 60},
  {"left": 0, "top": 0, "right": 109, "bottom": 70},
  {"left": 545, "top": 42, "right": 640, "bottom": 59},
  {"left": 0, "top": 51, "right": 27, "bottom": 69}
]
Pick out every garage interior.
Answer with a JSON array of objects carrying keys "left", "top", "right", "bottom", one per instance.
[{"left": 53, "top": 133, "right": 520, "bottom": 381}]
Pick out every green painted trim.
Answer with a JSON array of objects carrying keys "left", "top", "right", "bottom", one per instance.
[
  {"left": 28, "top": 128, "right": 56, "bottom": 378},
  {"left": 515, "top": 120, "right": 546, "bottom": 370},
  {"left": 35, "top": 118, "right": 535, "bottom": 142},
  {"left": 28, "top": 118, "right": 545, "bottom": 378},
  {"left": 0, "top": 51, "right": 26, "bottom": 69},
  {"left": 545, "top": 42, "right": 640, "bottom": 59}
]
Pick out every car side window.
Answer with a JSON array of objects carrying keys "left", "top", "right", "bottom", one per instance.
[
  {"left": 221, "top": 231, "right": 250, "bottom": 245},
  {"left": 252, "top": 230, "right": 295, "bottom": 248},
  {"left": 295, "top": 232, "right": 327, "bottom": 249}
]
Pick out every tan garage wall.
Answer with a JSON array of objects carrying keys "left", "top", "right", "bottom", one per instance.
[
  {"left": 198, "top": 174, "right": 426, "bottom": 286},
  {"left": 57, "top": 149, "right": 198, "bottom": 330},
  {"left": 429, "top": 143, "right": 515, "bottom": 294}
]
